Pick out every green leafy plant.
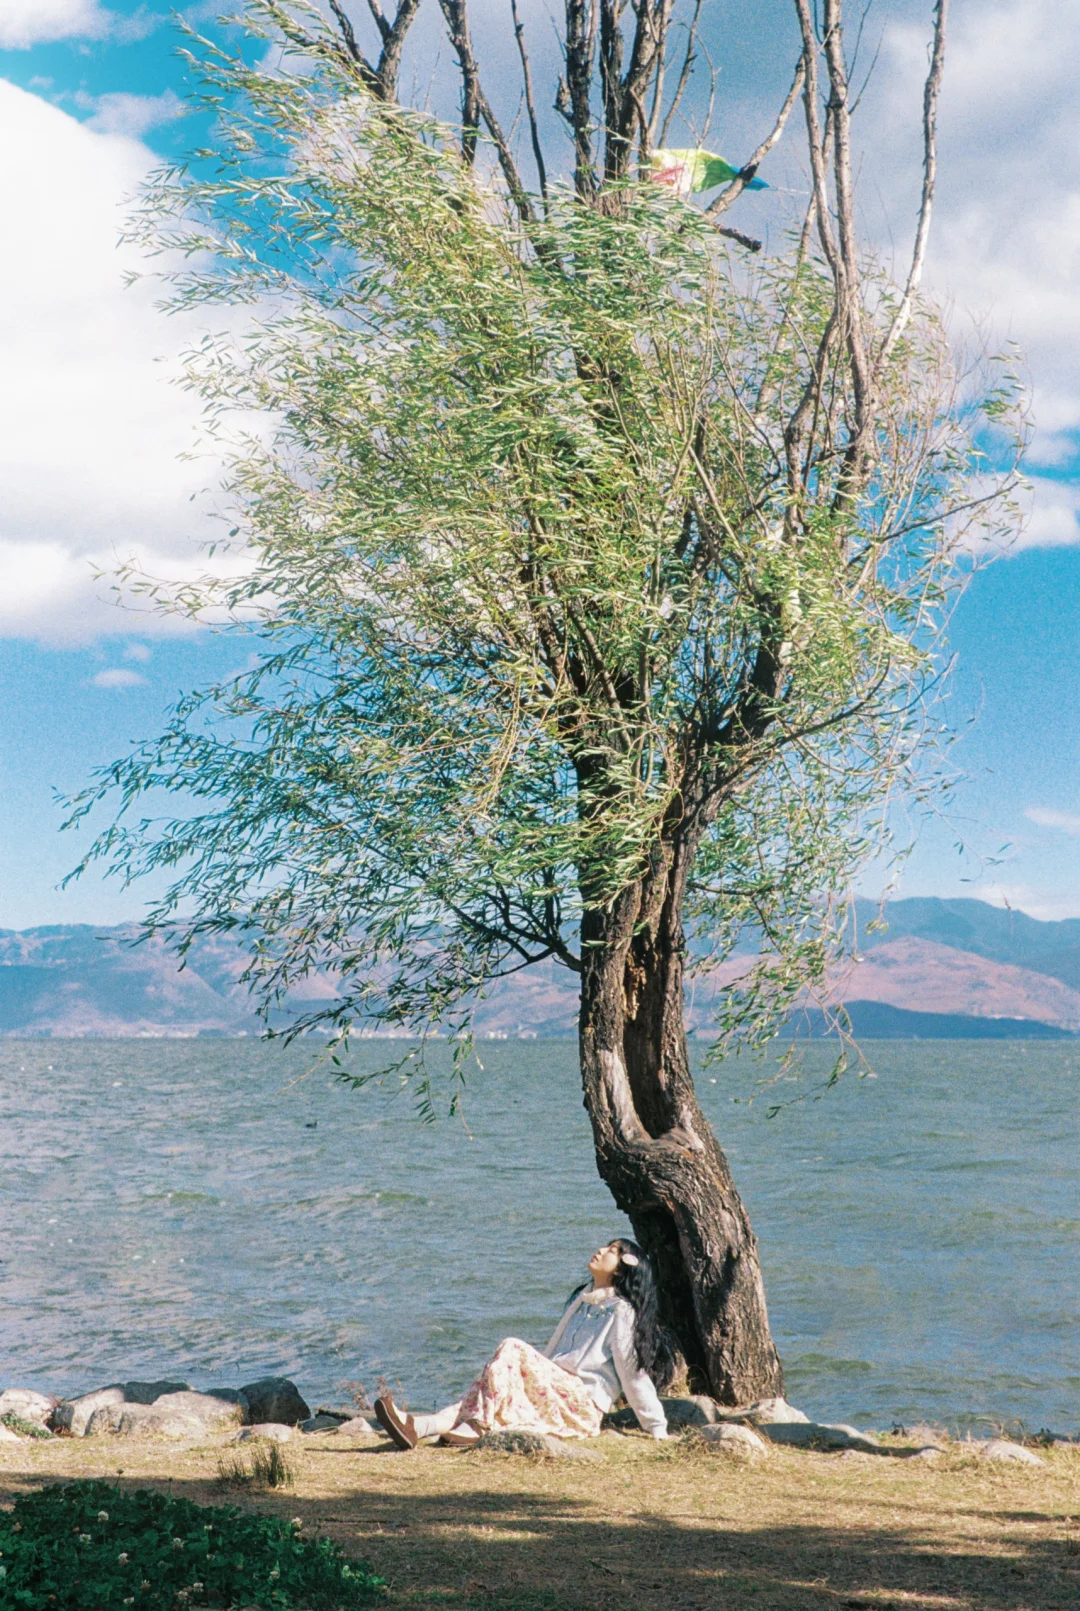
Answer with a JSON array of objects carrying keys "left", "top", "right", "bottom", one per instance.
[{"left": 0, "top": 1480, "right": 384, "bottom": 1610}]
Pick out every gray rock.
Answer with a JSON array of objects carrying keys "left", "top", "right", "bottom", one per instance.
[
  {"left": 147, "top": 1391, "right": 241, "bottom": 1428},
  {"left": 894, "top": 1422, "right": 948, "bottom": 1447},
  {"left": 86, "top": 1402, "right": 204, "bottom": 1438},
  {"left": 327, "top": 1416, "right": 381, "bottom": 1440},
  {"left": 53, "top": 1388, "right": 126, "bottom": 1437},
  {"left": 238, "top": 1378, "right": 310, "bottom": 1427},
  {"left": 300, "top": 1413, "right": 351, "bottom": 1433},
  {"left": 729, "top": 1396, "right": 811, "bottom": 1426},
  {"left": 86, "top": 1392, "right": 241, "bottom": 1439},
  {"left": 697, "top": 1422, "right": 768, "bottom": 1456},
  {"left": 662, "top": 1396, "right": 722, "bottom": 1428},
  {"left": 605, "top": 1394, "right": 720, "bottom": 1432},
  {"left": 0, "top": 1421, "right": 23, "bottom": 1443},
  {"left": 118, "top": 1380, "right": 193, "bottom": 1406},
  {"left": 235, "top": 1423, "right": 292, "bottom": 1443},
  {"left": 477, "top": 1428, "right": 595, "bottom": 1459},
  {"left": 0, "top": 1389, "right": 56, "bottom": 1425},
  {"left": 758, "top": 1420, "right": 883, "bottom": 1454},
  {"left": 978, "top": 1438, "right": 1045, "bottom": 1467}
]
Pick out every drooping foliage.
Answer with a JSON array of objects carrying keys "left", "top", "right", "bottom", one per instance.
[{"left": 68, "top": 2, "right": 1023, "bottom": 1105}]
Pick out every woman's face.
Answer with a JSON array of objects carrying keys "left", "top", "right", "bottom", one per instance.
[{"left": 588, "top": 1243, "right": 622, "bottom": 1282}]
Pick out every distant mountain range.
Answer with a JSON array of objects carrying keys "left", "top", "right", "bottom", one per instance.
[{"left": 2, "top": 898, "right": 1080, "bottom": 1040}]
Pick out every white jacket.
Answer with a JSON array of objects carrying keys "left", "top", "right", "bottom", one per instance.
[{"left": 543, "top": 1287, "right": 668, "bottom": 1438}]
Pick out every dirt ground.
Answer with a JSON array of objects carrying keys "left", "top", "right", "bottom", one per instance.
[{"left": 2, "top": 1427, "right": 1079, "bottom": 1611}]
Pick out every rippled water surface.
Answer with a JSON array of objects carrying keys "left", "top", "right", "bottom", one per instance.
[{"left": 1, "top": 1039, "right": 1077, "bottom": 1432}]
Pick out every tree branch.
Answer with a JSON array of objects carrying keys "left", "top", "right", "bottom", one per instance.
[
  {"left": 707, "top": 55, "right": 805, "bottom": 220},
  {"left": 326, "top": 0, "right": 422, "bottom": 101},
  {"left": 657, "top": 0, "right": 703, "bottom": 146},
  {"left": 876, "top": 0, "right": 947, "bottom": 371},
  {"left": 437, "top": 0, "right": 537, "bottom": 221},
  {"left": 565, "top": 0, "right": 597, "bottom": 198},
  {"left": 376, "top": 0, "right": 423, "bottom": 100},
  {"left": 510, "top": 0, "right": 549, "bottom": 200},
  {"left": 820, "top": 0, "right": 875, "bottom": 478},
  {"left": 360, "top": 0, "right": 390, "bottom": 44},
  {"left": 438, "top": 0, "right": 481, "bottom": 164}
]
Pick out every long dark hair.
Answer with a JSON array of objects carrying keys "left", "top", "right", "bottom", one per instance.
[{"left": 573, "top": 1237, "right": 678, "bottom": 1391}]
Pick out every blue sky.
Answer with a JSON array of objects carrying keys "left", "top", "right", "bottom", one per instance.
[{"left": 1, "top": 0, "right": 1079, "bottom": 928}]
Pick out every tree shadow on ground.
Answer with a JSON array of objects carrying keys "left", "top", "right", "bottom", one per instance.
[{"left": 4, "top": 1461, "right": 1079, "bottom": 1611}]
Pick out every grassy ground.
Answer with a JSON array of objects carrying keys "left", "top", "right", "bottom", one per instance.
[{"left": 2, "top": 1428, "right": 1079, "bottom": 1611}]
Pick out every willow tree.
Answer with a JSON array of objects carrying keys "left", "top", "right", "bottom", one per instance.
[{"left": 71, "top": 0, "right": 1020, "bottom": 1401}]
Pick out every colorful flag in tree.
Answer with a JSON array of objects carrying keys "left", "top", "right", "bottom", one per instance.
[{"left": 649, "top": 148, "right": 768, "bottom": 199}]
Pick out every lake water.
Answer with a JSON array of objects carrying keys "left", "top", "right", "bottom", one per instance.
[{"left": 1, "top": 1038, "right": 1077, "bottom": 1434}]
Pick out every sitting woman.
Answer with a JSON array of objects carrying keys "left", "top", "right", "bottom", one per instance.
[{"left": 374, "top": 1237, "right": 674, "bottom": 1448}]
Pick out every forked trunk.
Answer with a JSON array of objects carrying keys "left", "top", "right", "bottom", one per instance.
[{"left": 577, "top": 853, "right": 784, "bottom": 1404}]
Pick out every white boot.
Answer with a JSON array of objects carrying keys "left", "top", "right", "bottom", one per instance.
[{"left": 410, "top": 1401, "right": 463, "bottom": 1442}]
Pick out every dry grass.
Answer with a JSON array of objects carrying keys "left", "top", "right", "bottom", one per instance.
[
  {"left": 216, "top": 1438, "right": 296, "bottom": 1491},
  {"left": 2, "top": 1429, "right": 1079, "bottom": 1610}
]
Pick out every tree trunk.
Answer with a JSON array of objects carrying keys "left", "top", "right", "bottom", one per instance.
[{"left": 577, "top": 845, "right": 784, "bottom": 1404}]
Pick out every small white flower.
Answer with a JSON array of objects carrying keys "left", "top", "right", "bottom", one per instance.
[
  {"left": 97, "top": 1510, "right": 110, "bottom": 1523},
  {"left": 123, "top": 1600, "right": 135, "bottom": 1606},
  {"left": 117, "top": 1552, "right": 129, "bottom": 1564},
  {"left": 191, "top": 1583, "right": 204, "bottom": 1595},
  {"left": 269, "top": 1566, "right": 280, "bottom": 1580},
  {"left": 78, "top": 1534, "right": 92, "bottom": 1545},
  {"left": 172, "top": 1537, "right": 185, "bottom": 1550}
]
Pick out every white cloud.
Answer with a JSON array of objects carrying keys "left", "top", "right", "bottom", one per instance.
[
  {"left": 82, "top": 89, "right": 186, "bottom": 138},
  {"left": 0, "top": 80, "right": 235, "bottom": 645},
  {"left": 0, "top": 1, "right": 162, "bottom": 47},
  {"left": 1025, "top": 807, "right": 1080, "bottom": 837},
  {"left": 877, "top": 1, "right": 1080, "bottom": 548},
  {"left": 1017, "top": 479, "right": 1080, "bottom": 551},
  {"left": 0, "top": 0, "right": 112, "bottom": 47},
  {"left": 122, "top": 642, "right": 153, "bottom": 662},
  {"left": 90, "top": 666, "right": 148, "bottom": 689}
]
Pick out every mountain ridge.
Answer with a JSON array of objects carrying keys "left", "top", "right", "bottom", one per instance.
[{"left": 2, "top": 898, "right": 1079, "bottom": 1039}]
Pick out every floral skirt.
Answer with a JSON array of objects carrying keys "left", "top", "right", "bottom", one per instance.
[{"left": 457, "top": 1337, "right": 602, "bottom": 1439}]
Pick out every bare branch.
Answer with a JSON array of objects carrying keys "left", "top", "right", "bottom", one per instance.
[
  {"left": 437, "top": 0, "right": 537, "bottom": 220},
  {"left": 658, "top": 0, "right": 703, "bottom": 146},
  {"left": 707, "top": 56, "right": 805, "bottom": 219},
  {"left": 877, "top": 0, "right": 948, "bottom": 370},
  {"left": 510, "top": 0, "right": 549, "bottom": 199},
  {"left": 820, "top": 0, "right": 874, "bottom": 467},
  {"left": 716, "top": 224, "right": 763, "bottom": 252},
  {"left": 326, "top": 0, "right": 421, "bottom": 101},
  {"left": 609, "top": 0, "right": 673, "bottom": 181},
  {"left": 360, "top": 0, "right": 390, "bottom": 44},
  {"left": 376, "top": 0, "right": 423, "bottom": 100},
  {"left": 439, "top": 0, "right": 481, "bottom": 163},
  {"left": 565, "top": 0, "right": 597, "bottom": 198}
]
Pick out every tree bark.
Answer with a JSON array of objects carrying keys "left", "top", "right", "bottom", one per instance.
[{"left": 577, "top": 842, "right": 784, "bottom": 1404}]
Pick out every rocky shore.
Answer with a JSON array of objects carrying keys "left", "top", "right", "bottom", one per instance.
[
  {"left": 0, "top": 1377, "right": 377, "bottom": 1447},
  {"left": 0, "top": 1380, "right": 1073, "bottom": 1464}
]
